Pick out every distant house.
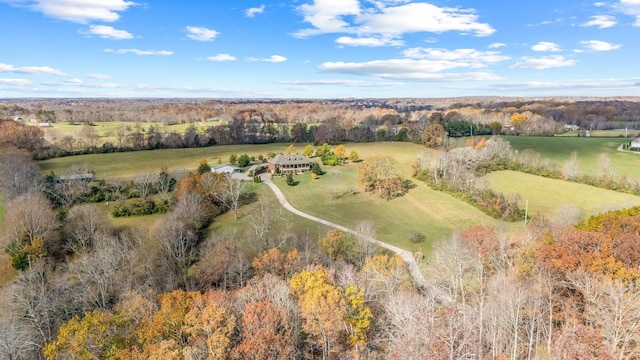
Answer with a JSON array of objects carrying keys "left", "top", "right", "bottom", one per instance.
[
  {"left": 268, "top": 153, "right": 313, "bottom": 174},
  {"left": 630, "top": 137, "right": 640, "bottom": 151},
  {"left": 212, "top": 164, "right": 242, "bottom": 174},
  {"left": 39, "top": 122, "right": 52, "bottom": 128},
  {"left": 14, "top": 116, "right": 22, "bottom": 122},
  {"left": 564, "top": 124, "right": 580, "bottom": 131},
  {"left": 503, "top": 124, "right": 515, "bottom": 132}
]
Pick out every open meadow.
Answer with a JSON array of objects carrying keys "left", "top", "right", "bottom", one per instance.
[
  {"left": 39, "top": 121, "right": 205, "bottom": 147},
  {"left": 486, "top": 170, "right": 640, "bottom": 220},
  {"left": 505, "top": 136, "right": 640, "bottom": 181}
]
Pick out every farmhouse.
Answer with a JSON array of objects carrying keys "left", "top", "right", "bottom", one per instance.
[
  {"left": 212, "top": 164, "right": 242, "bottom": 174},
  {"left": 268, "top": 153, "right": 313, "bottom": 174},
  {"left": 629, "top": 137, "right": 640, "bottom": 151}
]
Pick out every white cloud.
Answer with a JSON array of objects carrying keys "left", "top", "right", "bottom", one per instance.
[
  {"left": 335, "top": 36, "right": 403, "bottom": 47},
  {"left": 402, "top": 48, "right": 510, "bottom": 66},
  {"left": 185, "top": 26, "right": 219, "bottom": 41},
  {"left": 616, "top": 0, "right": 640, "bottom": 25},
  {"left": 488, "top": 77, "right": 640, "bottom": 92},
  {"left": 0, "top": 78, "right": 32, "bottom": 86},
  {"left": 86, "top": 73, "right": 110, "bottom": 79},
  {"left": 84, "top": 25, "right": 133, "bottom": 39},
  {"left": 488, "top": 42, "right": 506, "bottom": 49},
  {"left": 295, "top": 0, "right": 360, "bottom": 37},
  {"left": 294, "top": 0, "right": 494, "bottom": 38},
  {"left": 581, "top": 15, "right": 617, "bottom": 28},
  {"left": 511, "top": 55, "right": 576, "bottom": 69},
  {"left": 9, "top": 0, "right": 136, "bottom": 23},
  {"left": 0, "top": 62, "right": 67, "bottom": 75},
  {"left": 206, "top": 54, "right": 237, "bottom": 62},
  {"left": 246, "top": 4, "right": 265, "bottom": 17},
  {"left": 357, "top": 3, "right": 495, "bottom": 37},
  {"left": 64, "top": 78, "right": 83, "bottom": 84},
  {"left": 104, "top": 48, "right": 174, "bottom": 56},
  {"left": 580, "top": 39, "right": 622, "bottom": 51},
  {"left": 318, "top": 58, "right": 501, "bottom": 81},
  {"left": 531, "top": 41, "right": 561, "bottom": 52},
  {"left": 263, "top": 55, "right": 287, "bottom": 63}
]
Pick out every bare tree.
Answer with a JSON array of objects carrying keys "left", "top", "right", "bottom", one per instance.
[
  {"left": 64, "top": 204, "right": 111, "bottom": 253},
  {"left": 2, "top": 192, "right": 59, "bottom": 259},
  {"left": 134, "top": 172, "right": 157, "bottom": 200},
  {"left": 246, "top": 198, "right": 283, "bottom": 251},
  {"left": 0, "top": 146, "right": 41, "bottom": 201},
  {"left": 562, "top": 151, "right": 580, "bottom": 180},
  {"left": 153, "top": 168, "right": 176, "bottom": 203},
  {"left": 213, "top": 175, "right": 248, "bottom": 220},
  {"left": 69, "top": 233, "right": 129, "bottom": 309}
]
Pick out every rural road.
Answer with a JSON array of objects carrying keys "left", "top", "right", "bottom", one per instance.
[{"left": 261, "top": 175, "right": 456, "bottom": 307}]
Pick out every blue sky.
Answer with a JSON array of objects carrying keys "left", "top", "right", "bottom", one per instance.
[{"left": 1, "top": 0, "right": 640, "bottom": 98}]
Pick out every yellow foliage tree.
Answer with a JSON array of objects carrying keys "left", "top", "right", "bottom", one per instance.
[
  {"left": 290, "top": 268, "right": 348, "bottom": 357},
  {"left": 285, "top": 144, "right": 296, "bottom": 154},
  {"left": 335, "top": 144, "right": 346, "bottom": 160}
]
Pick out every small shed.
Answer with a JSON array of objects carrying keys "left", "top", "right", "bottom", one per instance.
[
  {"left": 630, "top": 137, "right": 640, "bottom": 151},
  {"left": 212, "top": 164, "right": 242, "bottom": 174}
]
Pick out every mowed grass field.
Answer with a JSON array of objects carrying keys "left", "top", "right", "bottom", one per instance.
[
  {"left": 505, "top": 136, "right": 640, "bottom": 181},
  {"left": 486, "top": 170, "right": 640, "bottom": 220},
  {"left": 39, "top": 121, "right": 208, "bottom": 147}
]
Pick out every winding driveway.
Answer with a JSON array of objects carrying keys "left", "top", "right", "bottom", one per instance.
[{"left": 261, "top": 176, "right": 456, "bottom": 307}]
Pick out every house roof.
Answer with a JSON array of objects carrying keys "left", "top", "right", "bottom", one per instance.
[
  {"left": 212, "top": 164, "right": 241, "bottom": 171},
  {"left": 269, "top": 153, "right": 312, "bottom": 166}
]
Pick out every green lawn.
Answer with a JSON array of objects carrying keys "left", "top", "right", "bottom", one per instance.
[
  {"left": 486, "top": 170, "right": 640, "bottom": 220},
  {"left": 272, "top": 143, "right": 499, "bottom": 254},
  {"left": 39, "top": 143, "right": 291, "bottom": 180},
  {"left": 505, "top": 136, "right": 640, "bottom": 181}
]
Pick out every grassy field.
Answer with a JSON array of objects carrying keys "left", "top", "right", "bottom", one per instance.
[
  {"left": 39, "top": 144, "right": 287, "bottom": 180},
  {"left": 505, "top": 136, "right": 640, "bottom": 181},
  {"left": 486, "top": 170, "right": 640, "bottom": 219},
  {"left": 39, "top": 121, "right": 206, "bottom": 147},
  {"left": 271, "top": 142, "right": 499, "bottom": 254}
]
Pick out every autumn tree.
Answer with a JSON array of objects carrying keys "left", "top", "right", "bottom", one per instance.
[
  {"left": 44, "top": 310, "right": 133, "bottom": 360},
  {"left": 348, "top": 150, "right": 359, "bottom": 162},
  {"left": 2, "top": 192, "right": 59, "bottom": 269},
  {"left": 509, "top": 113, "right": 528, "bottom": 134},
  {"left": 357, "top": 155, "right": 409, "bottom": 200},
  {"left": 285, "top": 144, "right": 296, "bottom": 154},
  {"left": 318, "top": 229, "right": 354, "bottom": 261},
  {"left": 290, "top": 267, "right": 348, "bottom": 359},
  {"left": 303, "top": 144, "right": 314, "bottom": 157},
  {"left": 334, "top": 144, "right": 346, "bottom": 161},
  {"left": 422, "top": 123, "right": 448, "bottom": 149},
  {"left": 231, "top": 301, "right": 293, "bottom": 360}
]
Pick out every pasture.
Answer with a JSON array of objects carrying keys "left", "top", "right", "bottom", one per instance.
[
  {"left": 505, "top": 136, "right": 640, "bottom": 181},
  {"left": 486, "top": 170, "right": 640, "bottom": 221},
  {"left": 39, "top": 121, "right": 204, "bottom": 147}
]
